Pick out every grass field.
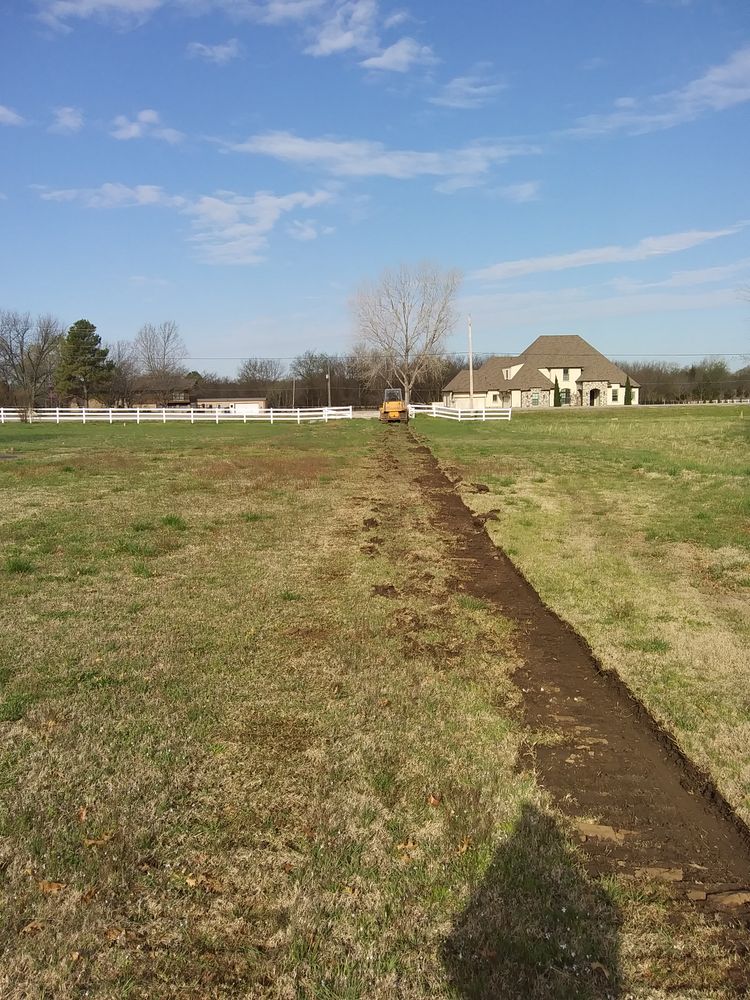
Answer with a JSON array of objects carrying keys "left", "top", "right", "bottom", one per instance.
[
  {"left": 417, "top": 405, "right": 750, "bottom": 824},
  {"left": 1, "top": 419, "right": 747, "bottom": 998}
]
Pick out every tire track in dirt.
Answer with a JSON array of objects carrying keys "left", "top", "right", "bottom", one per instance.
[{"left": 407, "top": 432, "right": 750, "bottom": 917}]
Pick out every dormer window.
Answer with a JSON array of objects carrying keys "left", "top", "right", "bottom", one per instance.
[{"left": 562, "top": 367, "right": 569, "bottom": 381}]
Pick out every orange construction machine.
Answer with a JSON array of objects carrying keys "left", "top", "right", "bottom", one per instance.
[{"left": 379, "top": 388, "right": 409, "bottom": 423}]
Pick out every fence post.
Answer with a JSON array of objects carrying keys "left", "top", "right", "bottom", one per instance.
[
  {"left": 162, "top": 408, "right": 166, "bottom": 424},
  {"left": 0, "top": 409, "right": 3, "bottom": 425},
  {"left": 270, "top": 409, "right": 274, "bottom": 425},
  {"left": 432, "top": 401, "right": 437, "bottom": 417},
  {"left": 482, "top": 406, "right": 486, "bottom": 422},
  {"left": 458, "top": 408, "right": 462, "bottom": 422},
  {"left": 324, "top": 407, "right": 329, "bottom": 423},
  {"left": 190, "top": 409, "right": 194, "bottom": 425},
  {"left": 82, "top": 408, "right": 86, "bottom": 425},
  {"left": 297, "top": 408, "right": 301, "bottom": 425},
  {"left": 109, "top": 408, "right": 113, "bottom": 424},
  {"left": 243, "top": 413, "right": 247, "bottom": 424},
  {"left": 136, "top": 408, "right": 140, "bottom": 425},
  {"left": 215, "top": 409, "right": 219, "bottom": 425},
  {"left": 56, "top": 407, "right": 60, "bottom": 425}
]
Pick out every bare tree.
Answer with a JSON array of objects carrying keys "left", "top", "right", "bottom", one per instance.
[
  {"left": 353, "top": 262, "right": 461, "bottom": 404},
  {"left": 133, "top": 320, "right": 187, "bottom": 378},
  {"left": 0, "top": 310, "right": 64, "bottom": 411},
  {"left": 106, "top": 340, "right": 140, "bottom": 405},
  {"left": 237, "top": 357, "right": 285, "bottom": 383}
]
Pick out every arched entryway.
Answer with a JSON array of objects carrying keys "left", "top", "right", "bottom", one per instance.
[{"left": 589, "top": 388, "right": 600, "bottom": 406}]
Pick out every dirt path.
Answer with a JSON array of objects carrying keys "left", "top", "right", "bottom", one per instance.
[{"left": 406, "top": 432, "right": 750, "bottom": 917}]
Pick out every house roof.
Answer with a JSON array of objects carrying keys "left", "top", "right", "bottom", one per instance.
[
  {"left": 520, "top": 335, "right": 639, "bottom": 386},
  {"left": 443, "top": 335, "right": 639, "bottom": 391}
]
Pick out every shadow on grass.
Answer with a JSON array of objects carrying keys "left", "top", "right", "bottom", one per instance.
[{"left": 442, "top": 804, "right": 620, "bottom": 999}]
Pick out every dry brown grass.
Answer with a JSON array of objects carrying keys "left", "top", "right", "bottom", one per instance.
[{"left": 0, "top": 422, "right": 745, "bottom": 998}]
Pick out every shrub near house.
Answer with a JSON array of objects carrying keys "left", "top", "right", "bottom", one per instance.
[{"left": 443, "top": 335, "right": 640, "bottom": 409}]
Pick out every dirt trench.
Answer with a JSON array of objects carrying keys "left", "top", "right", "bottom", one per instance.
[{"left": 402, "top": 432, "right": 750, "bottom": 916}]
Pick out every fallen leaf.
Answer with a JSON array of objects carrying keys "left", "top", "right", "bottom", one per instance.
[
  {"left": 104, "top": 928, "right": 125, "bottom": 943},
  {"left": 591, "top": 962, "right": 610, "bottom": 980},
  {"left": 427, "top": 793, "right": 442, "bottom": 807},
  {"left": 77, "top": 807, "right": 88, "bottom": 823},
  {"left": 81, "top": 887, "right": 97, "bottom": 904},
  {"left": 342, "top": 885, "right": 357, "bottom": 895},
  {"left": 70, "top": 951, "right": 82, "bottom": 963},
  {"left": 38, "top": 881, "right": 66, "bottom": 895},
  {"left": 21, "top": 921, "right": 44, "bottom": 935},
  {"left": 396, "top": 840, "right": 416, "bottom": 852},
  {"left": 457, "top": 836, "right": 472, "bottom": 855},
  {"left": 83, "top": 832, "right": 113, "bottom": 848}
]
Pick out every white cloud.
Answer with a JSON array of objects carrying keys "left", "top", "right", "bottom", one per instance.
[
  {"left": 110, "top": 108, "right": 184, "bottom": 143},
  {"left": 229, "top": 130, "right": 541, "bottom": 190},
  {"left": 571, "top": 44, "right": 750, "bottom": 135},
  {"left": 360, "top": 37, "right": 436, "bottom": 72},
  {"left": 473, "top": 223, "right": 748, "bottom": 281},
  {"left": 611, "top": 258, "right": 750, "bottom": 292},
  {"left": 304, "top": 0, "right": 378, "bottom": 56},
  {"left": 496, "top": 181, "right": 540, "bottom": 203},
  {"left": 37, "top": 0, "right": 165, "bottom": 31},
  {"left": 383, "top": 10, "right": 408, "bottom": 28},
  {"left": 462, "top": 284, "right": 743, "bottom": 335},
  {"left": 287, "top": 218, "right": 321, "bottom": 240},
  {"left": 186, "top": 38, "right": 241, "bottom": 64},
  {"left": 36, "top": 0, "right": 324, "bottom": 30},
  {"left": 0, "top": 104, "right": 24, "bottom": 126},
  {"left": 430, "top": 73, "right": 505, "bottom": 109},
  {"left": 37, "top": 182, "right": 181, "bottom": 208},
  {"left": 35, "top": 181, "right": 333, "bottom": 264},
  {"left": 49, "top": 106, "right": 84, "bottom": 133}
]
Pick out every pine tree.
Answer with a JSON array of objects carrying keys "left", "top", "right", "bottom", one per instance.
[
  {"left": 55, "top": 320, "right": 114, "bottom": 405},
  {"left": 553, "top": 376, "right": 561, "bottom": 407},
  {"left": 624, "top": 375, "right": 632, "bottom": 406}
]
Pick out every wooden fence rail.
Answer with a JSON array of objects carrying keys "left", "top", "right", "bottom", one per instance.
[
  {"left": 408, "top": 403, "right": 512, "bottom": 422},
  {"left": 0, "top": 406, "right": 353, "bottom": 425}
]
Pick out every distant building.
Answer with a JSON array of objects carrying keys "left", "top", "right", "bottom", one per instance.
[
  {"left": 443, "top": 335, "right": 639, "bottom": 409},
  {"left": 195, "top": 397, "right": 266, "bottom": 414}
]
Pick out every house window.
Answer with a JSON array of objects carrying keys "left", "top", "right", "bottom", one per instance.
[
  {"left": 531, "top": 392, "right": 540, "bottom": 406},
  {"left": 612, "top": 388, "right": 619, "bottom": 402},
  {"left": 561, "top": 388, "right": 571, "bottom": 405},
  {"left": 492, "top": 393, "right": 499, "bottom": 403},
  {"left": 562, "top": 367, "right": 569, "bottom": 381}
]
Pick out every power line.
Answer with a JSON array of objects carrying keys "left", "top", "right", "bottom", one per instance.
[{"left": 185, "top": 351, "right": 748, "bottom": 362}]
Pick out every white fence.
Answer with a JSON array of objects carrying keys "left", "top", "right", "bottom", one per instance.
[
  {"left": 0, "top": 406, "right": 353, "bottom": 425},
  {"left": 409, "top": 403, "right": 512, "bottom": 422}
]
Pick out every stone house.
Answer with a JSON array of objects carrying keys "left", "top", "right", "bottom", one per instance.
[{"left": 443, "top": 335, "right": 640, "bottom": 409}]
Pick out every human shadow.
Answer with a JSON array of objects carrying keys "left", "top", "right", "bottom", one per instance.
[{"left": 442, "top": 804, "right": 621, "bottom": 999}]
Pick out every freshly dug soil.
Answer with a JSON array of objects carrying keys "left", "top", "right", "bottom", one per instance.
[{"left": 409, "top": 434, "right": 750, "bottom": 915}]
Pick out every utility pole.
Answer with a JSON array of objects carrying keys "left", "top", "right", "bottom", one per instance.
[
  {"left": 468, "top": 314, "right": 475, "bottom": 410},
  {"left": 326, "top": 363, "right": 332, "bottom": 407},
  {"left": 291, "top": 376, "right": 296, "bottom": 408}
]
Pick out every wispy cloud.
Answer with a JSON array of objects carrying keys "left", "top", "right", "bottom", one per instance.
[
  {"left": 383, "top": 10, "right": 409, "bottom": 29},
  {"left": 611, "top": 257, "right": 750, "bottom": 292},
  {"left": 0, "top": 104, "right": 24, "bottom": 126},
  {"left": 186, "top": 38, "right": 241, "bottom": 64},
  {"left": 304, "top": 0, "right": 378, "bottom": 56},
  {"left": 429, "top": 72, "right": 505, "bottom": 109},
  {"left": 49, "top": 105, "right": 84, "bottom": 133},
  {"left": 361, "top": 37, "right": 436, "bottom": 73},
  {"left": 287, "top": 218, "right": 334, "bottom": 240},
  {"left": 228, "top": 130, "right": 541, "bottom": 190},
  {"left": 571, "top": 44, "right": 750, "bottom": 135},
  {"left": 110, "top": 108, "right": 184, "bottom": 143},
  {"left": 36, "top": 0, "right": 324, "bottom": 31},
  {"left": 462, "top": 284, "right": 743, "bottom": 336},
  {"left": 495, "top": 181, "right": 540, "bottom": 203},
  {"left": 35, "top": 181, "right": 333, "bottom": 264},
  {"left": 473, "top": 223, "right": 748, "bottom": 281}
]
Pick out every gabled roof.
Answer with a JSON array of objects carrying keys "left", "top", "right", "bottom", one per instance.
[
  {"left": 443, "top": 335, "right": 639, "bottom": 391},
  {"left": 520, "top": 335, "right": 639, "bottom": 386}
]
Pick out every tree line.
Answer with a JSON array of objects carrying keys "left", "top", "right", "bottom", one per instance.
[
  {"left": 612, "top": 358, "right": 750, "bottom": 404},
  {"left": 2, "top": 259, "right": 747, "bottom": 410}
]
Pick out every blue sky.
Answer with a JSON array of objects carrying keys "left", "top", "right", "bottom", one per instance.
[{"left": 1, "top": 0, "right": 749, "bottom": 373}]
